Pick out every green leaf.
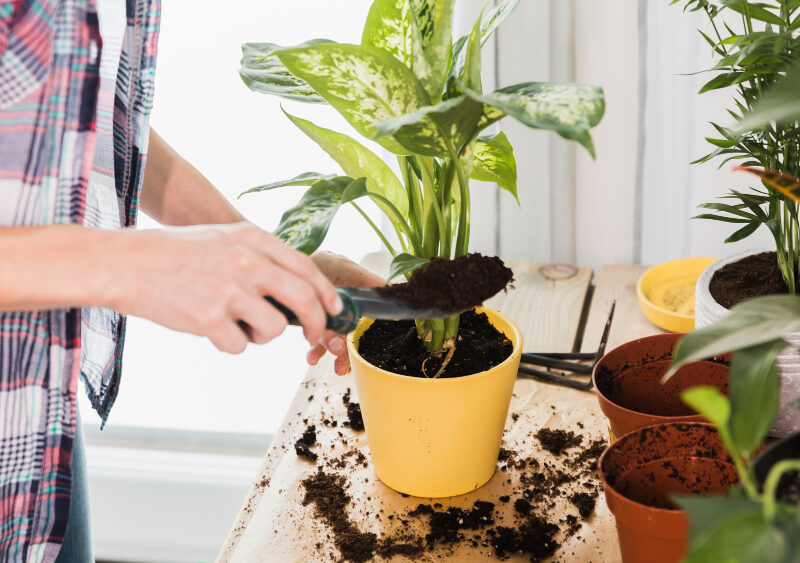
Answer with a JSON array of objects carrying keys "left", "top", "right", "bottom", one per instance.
[
  {"left": 238, "top": 172, "right": 336, "bottom": 198},
  {"left": 466, "top": 82, "right": 606, "bottom": 157},
  {"left": 738, "top": 63, "right": 800, "bottom": 131},
  {"left": 276, "top": 43, "right": 430, "bottom": 155},
  {"left": 387, "top": 253, "right": 428, "bottom": 281},
  {"left": 698, "top": 72, "right": 740, "bottom": 94},
  {"left": 676, "top": 496, "right": 785, "bottom": 563},
  {"left": 682, "top": 386, "right": 731, "bottom": 429},
  {"left": 447, "top": 0, "right": 520, "bottom": 94},
  {"left": 461, "top": 3, "right": 484, "bottom": 95},
  {"left": 725, "top": 221, "right": 761, "bottom": 243},
  {"left": 728, "top": 341, "right": 786, "bottom": 454},
  {"left": 669, "top": 295, "right": 800, "bottom": 374},
  {"left": 274, "top": 176, "right": 367, "bottom": 254},
  {"left": 681, "top": 386, "right": 738, "bottom": 455},
  {"left": 374, "top": 94, "right": 485, "bottom": 156},
  {"left": 480, "top": 0, "right": 521, "bottom": 45},
  {"left": 719, "top": 0, "right": 785, "bottom": 26},
  {"left": 239, "top": 40, "right": 332, "bottom": 103},
  {"left": 362, "top": 0, "right": 455, "bottom": 101},
  {"left": 281, "top": 109, "right": 409, "bottom": 218},
  {"left": 472, "top": 131, "right": 518, "bottom": 203}
]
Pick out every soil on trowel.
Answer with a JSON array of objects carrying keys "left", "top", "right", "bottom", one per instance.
[
  {"left": 378, "top": 253, "right": 514, "bottom": 312},
  {"left": 357, "top": 309, "right": 513, "bottom": 379},
  {"left": 709, "top": 251, "right": 789, "bottom": 309}
]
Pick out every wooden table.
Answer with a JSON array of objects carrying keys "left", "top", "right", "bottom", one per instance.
[{"left": 217, "top": 263, "right": 665, "bottom": 562}]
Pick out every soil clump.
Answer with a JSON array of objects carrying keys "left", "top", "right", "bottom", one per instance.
[
  {"left": 535, "top": 428, "right": 583, "bottom": 456},
  {"left": 294, "top": 423, "right": 318, "bottom": 462},
  {"left": 378, "top": 253, "right": 514, "bottom": 312},
  {"left": 358, "top": 310, "right": 512, "bottom": 378},
  {"left": 709, "top": 251, "right": 788, "bottom": 309}
]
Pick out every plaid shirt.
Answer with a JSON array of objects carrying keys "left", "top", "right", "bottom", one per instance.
[{"left": 0, "top": 0, "right": 159, "bottom": 560}]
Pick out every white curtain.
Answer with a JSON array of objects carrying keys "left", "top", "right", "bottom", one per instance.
[{"left": 465, "top": 0, "right": 774, "bottom": 270}]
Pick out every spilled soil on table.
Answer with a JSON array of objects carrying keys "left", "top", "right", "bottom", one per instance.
[
  {"left": 378, "top": 253, "right": 514, "bottom": 312},
  {"left": 289, "top": 388, "right": 607, "bottom": 562},
  {"left": 710, "top": 251, "right": 788, "bottom": 309},
  {"left": 358, "top": 310, "right": 513, "bottom": 378}
]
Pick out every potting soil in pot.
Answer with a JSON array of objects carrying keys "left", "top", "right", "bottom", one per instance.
[
  {"left": 357, "top": 309, "right": 513, "bottom": 378},
  {"left": 709, "top": 251, "right": 788, "bottom": 308},
  {"left": 377, "top": 252, "right": 514, "bottom": 312}
]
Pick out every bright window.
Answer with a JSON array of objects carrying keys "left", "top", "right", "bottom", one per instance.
[{"left": 79, "top": 0, "right": 381, "bottom": 435}]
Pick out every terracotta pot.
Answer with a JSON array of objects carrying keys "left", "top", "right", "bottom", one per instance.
[
  {"left": 696, "top": 250, "right": 800, "bottom": 437},
  {"left": 599, "top": 422, "right": 739, "bottom": 563},
  {"left": 593, "top": 333, "right": 729, "bottom": 439}
]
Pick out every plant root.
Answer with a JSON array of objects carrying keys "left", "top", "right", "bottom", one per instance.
[{"left": 421, "top": 339, "right": 457, "bottom": 379}]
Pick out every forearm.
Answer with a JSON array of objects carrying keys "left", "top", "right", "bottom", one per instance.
[
  {"left": 0, "top": 225, "right": 123, "bottom": 312},
  {"left": 141, "top": 129, "right": 245, "bottom": 226}
]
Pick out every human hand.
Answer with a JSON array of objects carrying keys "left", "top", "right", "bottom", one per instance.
[
  {"left": 111, "top": 223, "right": 342, "bottom": 353},
  {"left": 305, "top": 251, "right": 385, "bottom": 375}
]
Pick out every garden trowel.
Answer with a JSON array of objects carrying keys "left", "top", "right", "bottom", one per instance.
[{"left": 265, "top": 287, "right": 466, "bottom": 335}]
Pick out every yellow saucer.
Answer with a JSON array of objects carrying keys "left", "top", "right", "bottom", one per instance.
[{"left": 636, "top": 257, "right": 718, "bottom": 333}]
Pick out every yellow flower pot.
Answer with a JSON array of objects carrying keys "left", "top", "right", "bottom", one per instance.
[{"left": 347, "top": 307, "right": 522, "bottom": 498}]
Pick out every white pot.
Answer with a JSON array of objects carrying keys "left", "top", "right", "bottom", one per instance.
[{"left": 696, "top": 250, "right": 800, "bottom": 437}]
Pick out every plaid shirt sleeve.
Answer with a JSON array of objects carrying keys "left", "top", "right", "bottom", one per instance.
[{"left": 0, "top": 0, "right": 160, "bottom": 560}]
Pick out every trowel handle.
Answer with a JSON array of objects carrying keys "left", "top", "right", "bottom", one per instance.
[{"left": 265, "top": 288, "right": 360, "bottom": 335}]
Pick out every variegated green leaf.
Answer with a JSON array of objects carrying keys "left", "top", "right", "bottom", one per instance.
[
  {"left": 466, "top": 82, "right": 606, "bottom": 157},
  {"left": 276, "top": 43, "right": 430, "bottom": 155},
  {"left": 239, "top": 40, "right": 332, "bottom": 103},
  {"left": 480, "top": 0, "right": 521, "bottom": 45},
  {"left": 447, "top": 0, "right": 520, "bottom": 97},
  {"left": 387, "top": 253, "right": 428, "bottom": 281},
  {"left": 373, "top": 94, "right": 484, "bottom": 156},
  {"left": 275, "top": 176, "right": 368, "bottom": 254},
  {"left": 282, "top": 109, "right": 408, "bottom": 218},
  {"left": 472, "top": 131, "right": 518, "bottom": 203},
  {"left": 362, "top": 0, "right": 455, "bottom": 101},
  {"left": 238, "top": 172, "right": 336, "bottom": 198}
]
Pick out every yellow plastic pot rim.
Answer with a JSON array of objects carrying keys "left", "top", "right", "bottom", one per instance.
[
  {"left": 346, "top": 306, "right": 523, "bottom": 386},
  {"left": 636, "top": 257, "right": 718, "bottom": 321}
]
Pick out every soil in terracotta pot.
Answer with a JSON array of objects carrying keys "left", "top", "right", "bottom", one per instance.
[
  {"left": 378, "top": 253, "right": 514, "bottom": 312},
  {"left": 596, "top": 360, "right": 729, "bottom": 417},
  {"left": 710, "top": 251, "right": 789, "bottom": 309},
  {"left": 358, "top": 309, "right": 513, "bottom": 378}
]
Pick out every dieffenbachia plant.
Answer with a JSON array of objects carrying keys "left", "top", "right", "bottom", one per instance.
[
  {"left": 238, "top": 0, "right": 605, "bottom": 356},
  {"left": 667, "top": 296, "right": 800, "bottom": 561}
]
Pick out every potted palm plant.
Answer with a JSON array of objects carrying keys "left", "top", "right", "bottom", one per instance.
[
  {"left": 675, "top": 0, "right": 800, "bottom": 435},
  {"left": 238, "top": 0, "right": 604, "bottom": 496}
]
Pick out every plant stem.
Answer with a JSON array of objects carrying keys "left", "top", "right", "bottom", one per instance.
[
  {"left": 419, "top": 157, "right": 446, "bottom": 258},
  {"left": 351, "top": 202, "right": 398, "bottom": 257},
  {"left": 762, "top": 459, "right": 800, "bottom": 521},
  {"left": 399, "top": 156, "right": 423, "bottom": 236},
  {"left": 429, "top": 318, "right": 445, "bottom": 352}
]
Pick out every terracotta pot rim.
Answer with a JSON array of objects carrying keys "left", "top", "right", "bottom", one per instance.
[
  {"left": 598, "top": 421, "right": 731, "bottom": 515},
  {"left": 347, "top": 306, "right": 523, "bottom": 386},
  {"left": 592, "top": 333, "right": 727, "bottom": 419}
]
